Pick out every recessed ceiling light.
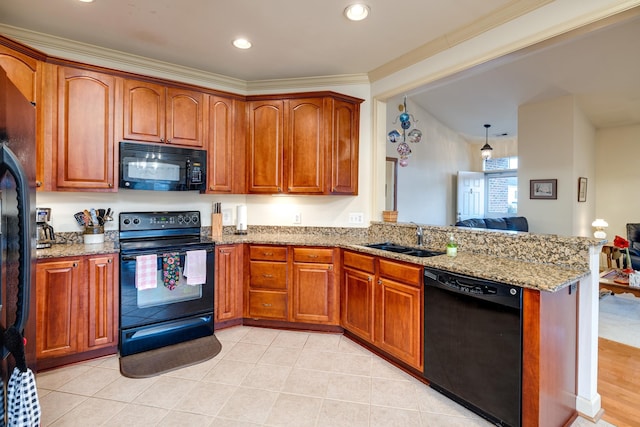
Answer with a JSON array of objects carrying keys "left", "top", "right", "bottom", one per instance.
[
  {"left": 78, "top": 0, "right": 95, "bottom": 3},
  {"left": 232, "top": 38, "right": 252, "bottom": 49},
  {"left": 344, "top": 4, "right": 370, "bottom": 21}
]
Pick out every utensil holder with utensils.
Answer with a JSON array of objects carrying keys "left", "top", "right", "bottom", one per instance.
[{"left": 83, "top": 225, "right": 105, "bottom": 244}]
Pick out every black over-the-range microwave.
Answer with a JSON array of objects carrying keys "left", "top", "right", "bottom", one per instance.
[{"left": 119, "top": 141, "right": 206, "bottom": 192}]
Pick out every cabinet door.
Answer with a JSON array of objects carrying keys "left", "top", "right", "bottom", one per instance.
[
  {"left": 36, "top": 258, "right": 82, "bottom": 359},
  {"left": 215, "top": 244, "right": 243, "bottom": 322},
  {"left": 0, "top": 44, "right": 38, "bottom": 104},
  {"left": 207, "top": 96, "right": 246, "bottom": 193},
  {"left": 329, "top": 98, "right": 359, "bottom": 194},
  {"left": 56, "top": 67, "right": 116, "bottom": 191},
  {"left": 248, "top": 100, "right": 284, "bottom": 193},
  {"left": 376, "top": 277, "right": 422, "bottom": 370},
  {"left": 342, "top": 266, "right": 375, "bottom": 342},
  {"left": 84, "top": 254, "right": 118, "bottom": 351},
  {"left": 166, "top": 87, "right": 204, "bottom": 147},
  {"left": 292, "top": 262, "right": 338, "bottom": 324},
  {"left": 285, "top": 98, "right": 325, "bottom": 194},
  {"left": 123, "top": 79, "right": 165, "bottom": 143},
  {"left": 0, "top": 45, "right": 49, "bottom": 191}
]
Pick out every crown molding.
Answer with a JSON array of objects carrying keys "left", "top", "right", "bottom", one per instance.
[
  {"left": 247, "top": 74, "right": 370, "bottom": 93},
  {"left": 0, "top": 24, "right": 370, "bottom": 95},
  {"left": 0, "top": 24, "right": 249, "bottom": 92}
]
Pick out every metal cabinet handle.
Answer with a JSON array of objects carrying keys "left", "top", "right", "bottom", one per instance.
[
  {"left": 263, "top": 274, "right": 273, "bottom": 278},
  {"left": 160, "top": 138, "right": 164, "bottom": 143},
  {"left": 328, "top": 265, "right": 333, "bottom": 271},
  {"left": 367, "top": 276, "right": 372, "bottom": 282},
  {"left": 108, "top": 183, "right": 113, "bottom": 188},
  {"left": 378, "top": 279, "right": 382, "bottom": 285},
  {"left": 107, "top": 258, "right": 112, "bottom": 263},
  {"left": 307, "top": 254, "right": 318, "bottom": 258},
  {"left": 35, "top": 181, "right": 42, "bottom": 187},
  {"left": 167, "top": 139, "right": 171, "bottom": 143},
  {"left": 263, "top": 252, "right": 273, "bottom": 256},
  {"left": 262, "top": 303, "right": 272, "bottom": 307},
  {"left": 72, "top": 262, "right": 78, "bottom": 268},
  {"left": 277, "top": 187, "right": 282, "bottom": 192}
]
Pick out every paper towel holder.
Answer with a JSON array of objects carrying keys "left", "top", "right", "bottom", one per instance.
[{"left": 235, "top": 204, "right": 248, "bottom": 235}]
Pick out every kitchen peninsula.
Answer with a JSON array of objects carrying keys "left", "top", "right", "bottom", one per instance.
[{"left": 37, "top": 221, "right": 597, "bottom": 427}]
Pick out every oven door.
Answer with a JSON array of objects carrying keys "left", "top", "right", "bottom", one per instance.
[{"left": 119, "top": 245, "right": 214, "bottom": 356}]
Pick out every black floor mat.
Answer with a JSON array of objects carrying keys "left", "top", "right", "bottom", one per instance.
[{"left": 119, "top": 334, "right": 222, "bottom": 378}]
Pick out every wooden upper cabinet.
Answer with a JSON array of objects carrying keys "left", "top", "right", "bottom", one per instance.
[
  {"left": 0, "top": 43, "right": 48, "bottom": 190},
  {"left": 206, "top": 96, "right": 246, "bottom": 193},
  {"left": 123, "top": 79, "right": 204, "bottom": 147},
  {"left": 166, "top": 87, "right": 204, "bottom": 147},
  {"left": 247, "top": 93, "right": 361, "bottom": 195},
  {"left": 247, "top": 100, "right": 284, "bottom": 193},
  {"left": 0, "top": 44, "right": 39, "bottom": 103},
  {"left": 285, "top": 98, "right": 326, "bottom": 194},
  {"left": 55, "top": 66, "right": 117, "bottom": 191},
  {"left": 329, "top": 98, "right": 360, "bottom": 194}
]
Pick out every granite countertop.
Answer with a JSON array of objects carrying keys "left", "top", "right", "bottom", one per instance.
[{"left": 36, "top": 233, "right": 589, "bottom": 293}]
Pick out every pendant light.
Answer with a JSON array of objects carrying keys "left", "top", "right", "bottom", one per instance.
[{"left": 481, "top": 124, "right": 493, "bottom": 160}]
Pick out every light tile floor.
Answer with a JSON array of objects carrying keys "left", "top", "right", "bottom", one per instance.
[{"left": 36, "top": 326, "right": 615, "bottom": 426}]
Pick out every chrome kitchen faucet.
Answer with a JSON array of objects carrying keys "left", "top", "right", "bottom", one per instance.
[{"left": 411, "top": 222, "right": 423, "bottom": 246}]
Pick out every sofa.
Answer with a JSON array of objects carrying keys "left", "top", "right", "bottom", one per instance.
[
  {"left": 625, "top": 223, "right": 640, "bottom": 270},
  {"left": 455, "top": 216, "right": 529, "bottom": 232}
]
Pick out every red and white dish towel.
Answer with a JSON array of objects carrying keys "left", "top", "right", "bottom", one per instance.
[
  {"left": 184, "top": 250, "right": 207, "bottom": 285},
  {"left": 135, "top": 254, "right": 158, "bottom": 290}
]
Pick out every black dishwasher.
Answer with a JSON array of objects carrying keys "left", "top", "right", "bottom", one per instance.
[{"left": 423, "top": 267, "right": 522, "bottom": 427}]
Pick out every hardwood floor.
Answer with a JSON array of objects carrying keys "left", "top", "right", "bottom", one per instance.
[{"left": 599, "top": 337, "right": 640, "bottom": 427}]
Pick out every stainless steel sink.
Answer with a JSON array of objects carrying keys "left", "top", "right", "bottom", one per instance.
[{"left": 364, "top": 242, "right": 444, "bottom": 258}]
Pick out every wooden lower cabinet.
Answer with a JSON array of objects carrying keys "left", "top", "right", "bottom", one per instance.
[
  {"left": 245, "top": 245, "right": 289, "bottom": 320},
  {"left": 36, "top": 257, "right": 81, "bottom": 359},
  {"left": 292, "top": 247, "right": 339, "bottom": 325},
  {"left": 36, "top": 253, "right": 118, "bottom": 365},
  {"left": 342, "top": 250, "right": 423, "bottom": 370},
  {"left": 215, "top": 244, "right": 243, "bottom": 324},
  {"left": 244, "top": 245, "right": 339, "bottom": 325}
]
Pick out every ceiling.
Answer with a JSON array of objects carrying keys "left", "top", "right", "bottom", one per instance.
[
  {"left": 407, "top": 12, "right": 640, "bottom": 140},
  {"left": 1, "top": 1, "right": 639, "bottom": 139}
]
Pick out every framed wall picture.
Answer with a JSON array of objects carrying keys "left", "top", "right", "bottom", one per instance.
[
  {"left": 578, "top": 177, "right": 587, "bottom": 202},
  {"left": 530, "top": 179, "right": 557, "bottom": 199}
]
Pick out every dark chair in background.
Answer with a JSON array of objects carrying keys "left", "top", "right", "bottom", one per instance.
[{"left": 626, "top": 223, "right": 640, "bottom": 270}]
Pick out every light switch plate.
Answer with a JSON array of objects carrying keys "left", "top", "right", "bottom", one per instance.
[
  {"left": 293, "top": 212, "right": 302, "bottom": 224},
  {"left": 222, "top": 208, "right": 233, "bottom": 225}
]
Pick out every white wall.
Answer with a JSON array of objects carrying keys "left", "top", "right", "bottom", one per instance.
[
  {"left": 518, "top": 96, "right": 595, "bottom": 236},
  {"left": 595, "top": 124, "right": 640, "bottom": 240},
  {"left": 385, "top": 96, "right": 472, "bottom": 226},
  {"left": 573, "top": 105, "right": 597, "bottom": 237}
]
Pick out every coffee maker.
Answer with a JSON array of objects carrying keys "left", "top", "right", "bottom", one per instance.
[{"left": 36, "top": 207, "right": 55, "bottom": 249}]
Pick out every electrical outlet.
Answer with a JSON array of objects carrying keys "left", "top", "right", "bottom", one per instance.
[
  {"left": 349, "top": 212, "right": 364, "bottom": 224},
  {"left": 293, "top": 212, "right": 302, "bottom": 224},
  {"left": 222, "top": 208, "right": 233, "bottom": 226}
]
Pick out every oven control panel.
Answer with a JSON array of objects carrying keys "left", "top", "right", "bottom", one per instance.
[{"left": 119, "top": 211, "right": 201, "bottom": 231}]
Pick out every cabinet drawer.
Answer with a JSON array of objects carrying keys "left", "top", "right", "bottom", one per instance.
[
  {"left": 249, "top": 245, "right": 288, "bottom": 261},
  {"left": 250, "top": 261, "right": 287, "bottom": 289},
  {"left": 293, "top": 247, "right": 334, "bottom": 263},
  {"left": 378, "top": 258, "right": 423, "bottom": 287},
  {"left": 343, "top": 251, "right": 375, "bottom": 273},
  {"left": 248, "top": 290, "right": 288, "bottom": 319}
]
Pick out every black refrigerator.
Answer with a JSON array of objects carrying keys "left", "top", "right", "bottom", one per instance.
[{"left": 0, "top": 64, "right": 38, "bottom": 424}]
